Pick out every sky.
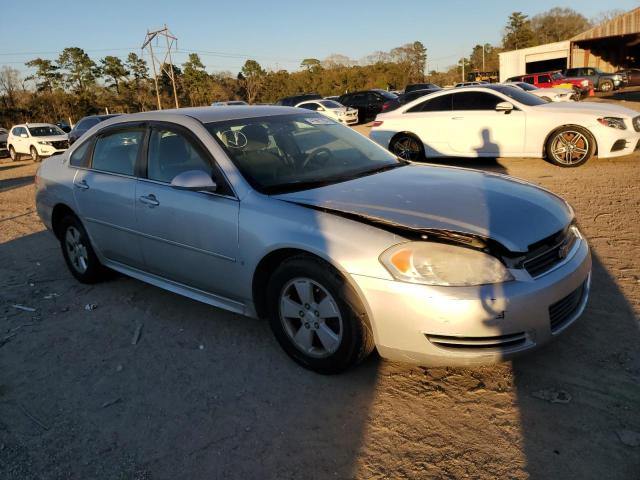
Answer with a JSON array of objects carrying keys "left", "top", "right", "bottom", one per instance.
[{"left": 0, "top": 0, "right": 637, "bottom": 78}]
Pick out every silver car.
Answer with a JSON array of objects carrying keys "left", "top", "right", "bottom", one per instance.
[{"left": 35, "top": 106, "right": 591, "bottom": 373}]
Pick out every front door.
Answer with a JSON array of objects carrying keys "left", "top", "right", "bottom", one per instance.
[
  {"left": 72, "top": 126, "right": 146, "bottom": 268},
  {"left": 447, "top": 91, "right": 525, "bottom": 156},
  {"left": 135, "top": 124, "right": 241, "bottom": 300}
]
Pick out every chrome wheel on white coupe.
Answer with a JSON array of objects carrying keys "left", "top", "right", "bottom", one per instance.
[{"left": 547, "top": 127, "right": 595, "bottom": 167}]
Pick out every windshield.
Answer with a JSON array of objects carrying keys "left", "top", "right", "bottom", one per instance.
[
  {"left": 490, "top": 85, "right": 547, "bottom": 106},
  {"left": 28, "top": 125, "right": 65, "bottom": 136},
  {"left": 205, "top": 113, "right": 403, "bottom": 194},
  {"left": 319, "top": 100, "right": 343, "bottom": 109},
  {"left": 516, "top": 82, "right": 537, "bottom": 91}
]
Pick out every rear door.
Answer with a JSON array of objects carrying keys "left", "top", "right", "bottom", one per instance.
[
  {"left": 537, "top": 74, "right": 552, "bottom": 88},
  {"left": 401, "top": 93, "right": 453, "bottom": 155},
  {"left": 134, "top": 122, "right": 241, "bottom": 299},
  {"left": 71, "top": 124, "right": 146, "bottom": 268},
  {"left": 447, "top": 91, "right": 525, "bottom": 156}
]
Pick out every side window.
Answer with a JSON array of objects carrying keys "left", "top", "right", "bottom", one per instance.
[
  {"left": 69, "top": 140, "right": 92, "bottom": 168},
  {"left": 452, "top": 92, "right": 501, "bottom": 111},
  {"left": 538, "top": 75, "right": 551, "bottom": 84},
  {"left": 299, "top": 103, "right": 318, "bottom": 111},
  {"left": 586, "top": 68, "right": 595, "bottom": 76},
  {"left": 523, "top": 76, "right": 535, "bottom": 84},
  {"left": 407, "top": 94, "right": 452, "bottom": 113},
  {"left": 91, "top": 129, "right": 143, "bottom": 176},
  {"left": 147, "top": 128, "right": 212, "bottom": 184}
]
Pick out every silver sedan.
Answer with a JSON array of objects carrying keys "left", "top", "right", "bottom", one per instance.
[{"left": 34, "top": 106, "right": 591, "bottom": 373}]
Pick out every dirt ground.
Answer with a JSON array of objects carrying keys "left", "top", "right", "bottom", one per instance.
[{"left": 1, "top": 98, "right": 640, "bottom": 479}]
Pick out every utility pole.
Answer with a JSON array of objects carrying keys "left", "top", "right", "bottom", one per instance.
[
  {"left": 142, "top": 25, "right": 179, "bottom": 110},
  {"left": 461, "top": 57, "right": 465, "bottom": 82},
  {"left": 482, "top": 45, "right": 485, "bottom": 72}
]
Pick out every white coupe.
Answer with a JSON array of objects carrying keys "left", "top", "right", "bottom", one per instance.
[
  {"left": 295, "top": 99, "right": 358, "bottom": 125},
  {"left": 369, "top": 85, "right": 640, "bottom": 167}
]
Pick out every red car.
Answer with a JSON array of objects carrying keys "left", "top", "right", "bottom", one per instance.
[{"left": 506, "top": 71, "right": 593, "bottom": 96}]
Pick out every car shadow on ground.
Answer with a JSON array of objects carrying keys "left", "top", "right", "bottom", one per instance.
[
  {"left": 0, "top": 175, "right": 34, "bottom": 194},
  {"left": 513, "top": 253, "right": 640, "bottom": 479},
  {"left": 1, "top": 220, "right": 638, "bottom": 478}
]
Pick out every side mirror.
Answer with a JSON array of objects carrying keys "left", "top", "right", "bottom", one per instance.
[
  {"left": 495, "top": 101, "right": 514, "bottom": 113},
  {"left": 317, "top": 107, "right": 325, "bottom": 112},
  {"left": 170, "top": 170, "right": 217, "bottom": 192},
  {"left": 20, "top": 133, "right": 28, "bottom": 138}
]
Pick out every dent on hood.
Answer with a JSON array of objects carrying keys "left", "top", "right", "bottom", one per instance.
[{"left": 288, "top": 201, "right": 513, "bottom": 257}]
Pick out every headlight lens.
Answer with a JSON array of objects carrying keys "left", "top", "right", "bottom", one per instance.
[
  {"left": 38, "top": 141, "right": 52, "bottom": 145},
  {"left": 380, "top": 242, "right": 514, "bottom": 286},
  {"left": 597, "top": 117, "right": 627, "bottom": 130}
]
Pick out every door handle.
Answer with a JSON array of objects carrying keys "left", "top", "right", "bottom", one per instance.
[
  {"left": 452, "top": 116, "right": 464, "bottom": 120},
  {"left": 74, "top": 179, "right": 89, "bottom": 190},
  {"left": 139, "top": 194, "right": 160, "bottom": 207}
]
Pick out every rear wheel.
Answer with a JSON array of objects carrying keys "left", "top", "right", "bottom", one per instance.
[
  {"left": 546, "top": 126, "right": 595, "bottom": 168},
  {"left": 30, "top": 146, "right": 40, "bottom": 162},
  {"left": 390, "top": 133, "right": 425, "bottom": 161},
  {"left": 59, "top": 214, "right": 107, "bottom": 283},
  {"left": 267, "top": 255, "right": 375, "bottom": 374}
]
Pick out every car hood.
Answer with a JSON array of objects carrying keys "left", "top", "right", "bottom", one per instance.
[
  {"left": 274, "top": 164, "right": 572, "bottom": 253},
  {"left": 534, "top": 101, "right": 638, "bottom": 118}
]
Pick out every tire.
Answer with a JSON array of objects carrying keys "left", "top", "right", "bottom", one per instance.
[
  {"left": 599, "top": 80, "right": 613, "bottom": 92},
  {"left": 545, "top": 126, "right": 595, "bottom": 168},
  {"left": 389, "top": 133, "right": 425, "bottom": 161},
  {"left": 266, "top": 255, "right": 375, "bottom": 374},
  {"left": 59, "top": 214, "right": 107, "bottom": 283},
  {"left": 9, "top": 145, "right": 18, "bottom": 161},
  {"left": 30, "top": 146, "right": 40, "bottom": 162}
]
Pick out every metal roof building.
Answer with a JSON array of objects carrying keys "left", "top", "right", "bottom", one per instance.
[{"left": 499, "top": 7, "right": 640, "bottom": 81}]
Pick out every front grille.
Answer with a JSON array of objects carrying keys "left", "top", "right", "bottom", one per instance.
[
  {"left": 0, "top": 141, "right": 6, "bottom": 149},
  {"left": 633, "top": 116, "right": 640, "bottom": 132},
  {"left": 611, "top": 139, "right": 628, "bottom": 152},
  {"left": 52, "top": 140, "right": 69, "bottom": 150},
  {"left": 426, "top": 331, "right": 529, "bottom": 350},
  {"left": 523, "top": 227, "right": 578, "bottom": 278},
  {"left": 549, "top": 281, "right": 586, "bottom": 333}
]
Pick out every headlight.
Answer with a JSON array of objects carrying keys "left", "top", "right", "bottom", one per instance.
[
  {"left": 597, "top": 117, "right": 627, "bottom": 130},
  {"left": 380, "top": 242, "right": 514, "bottom": 286},
  {"left": 38, "top": 141, "right": 52, "bottom": 145},
  {"left": 581, "top": 80, "right": 589, "bottom": 86}
]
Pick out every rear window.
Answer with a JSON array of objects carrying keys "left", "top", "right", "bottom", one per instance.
[{"left": 407, "top": 94, "right": 452, "bottom": 113}]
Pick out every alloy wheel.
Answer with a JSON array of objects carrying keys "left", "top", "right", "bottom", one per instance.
[
  {"left": 392, "top": 136, "right": 423, "bottom": 160},
  {"left": 65, "top": 226, "right": 89, "bottom": 273},
  {"left": 279, "top": 277, "right": 343, "bottom": 358},
  {"left": 550, "top": 131, "right": 590, "bottom": 166}
]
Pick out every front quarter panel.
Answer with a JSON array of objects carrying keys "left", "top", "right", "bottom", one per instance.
[{"left": 238, "top": 190, "right": 402, "bottom": 307}]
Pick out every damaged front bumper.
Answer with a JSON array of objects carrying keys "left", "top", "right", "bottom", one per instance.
[{"left": 349, "top": 236, "right": 591, "bottom": 367}]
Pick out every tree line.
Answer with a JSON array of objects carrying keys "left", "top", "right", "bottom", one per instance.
[{"left": 0, "top": 7, "right": 623, "bottom": 127}]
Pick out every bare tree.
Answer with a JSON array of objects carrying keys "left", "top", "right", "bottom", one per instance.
[{"left": 0, "top": 66, "right": 21, "bottom": 108}]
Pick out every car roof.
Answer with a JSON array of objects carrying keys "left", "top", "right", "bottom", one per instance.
[
  {"left": 102, "top": 106, "right": 303, "bottom": 125},
  {"left": 15, "top": 123, "right": 57, "bottom": 128}
]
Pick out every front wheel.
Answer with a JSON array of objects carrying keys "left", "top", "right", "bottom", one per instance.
[
  {"left": 546, "top": 126, "right": 595, "bottom": 167},
  {"left": 30, "top": 146, "right": 40, "bottom": 162},
  {"left": 389, "top": 134, "right": 425, "bottom": 161},
  {"left": 599, "top": 80, "right": 613, "bottom": 92},
  {"left": 9, "top": 146, "right": 18, "bottom": 161},
  {"left": 267, "top": 255, "right": 375, "bottom": 374}
]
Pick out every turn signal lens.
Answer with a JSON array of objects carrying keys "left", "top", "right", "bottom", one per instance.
[{"left": 372, "top": 120, "right": 384, "bottom": 127}]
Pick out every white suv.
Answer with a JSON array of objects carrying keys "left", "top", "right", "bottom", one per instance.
[{"left": 7, "top": 123, "right": 69, "bottom": 161}]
